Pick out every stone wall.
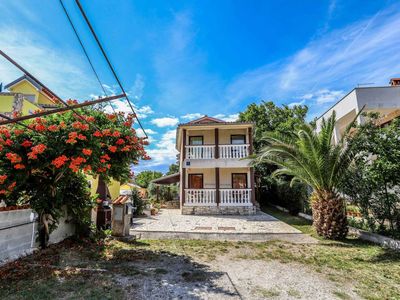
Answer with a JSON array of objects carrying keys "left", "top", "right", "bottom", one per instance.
[
  {"left": 0, "top": 208, "right": 75, "bottom": 264},
  {"left": 182, "top": 206, "right": 256, "bottom": 215}
]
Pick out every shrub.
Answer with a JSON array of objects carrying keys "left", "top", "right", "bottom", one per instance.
[
  {"left": 131, "top": 189, "right": 145, "bottom": 216},
  {"left": 260, "top": 177, "right": 309, "bottom": 215},
  {"left": 342, "top": 114, "right": 400, "bottom": 239}
]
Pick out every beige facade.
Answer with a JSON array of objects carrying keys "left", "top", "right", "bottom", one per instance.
[{"left": 176, "top": 116, "right": 256, "bottom": 215}]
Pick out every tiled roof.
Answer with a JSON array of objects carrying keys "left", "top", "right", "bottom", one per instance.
[{"left": 112, "top": 195, "right": 130, "bottom": 205}]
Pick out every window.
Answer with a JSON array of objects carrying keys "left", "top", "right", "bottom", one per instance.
[
  {"left": 189, "top": 174, "right": 203, "bottom": 189},
  {"left": 232, "top": 173, "right": 247, "bottom": 189},
  {"left": 189, "top": 136, "right": 203, "bottom": 145},
  {"left": 231, "top": 135, "right": 246, "bottom": 145}
]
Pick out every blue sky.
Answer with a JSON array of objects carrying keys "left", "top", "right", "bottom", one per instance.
[{"left": 1, "top": 0, "right": 400, "bottom": 173}]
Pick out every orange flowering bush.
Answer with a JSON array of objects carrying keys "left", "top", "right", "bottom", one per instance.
[{"left": 0, "top": 108, "right": 149, "bottom": 246}]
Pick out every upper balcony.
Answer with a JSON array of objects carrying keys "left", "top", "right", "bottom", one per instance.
[{"left": 185, "top": 144, "right": 250, "bottom": 159}]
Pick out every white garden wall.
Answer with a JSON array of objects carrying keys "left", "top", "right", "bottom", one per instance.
[{"left": 0, "top": 208, "right": 75, "bottom": 264}]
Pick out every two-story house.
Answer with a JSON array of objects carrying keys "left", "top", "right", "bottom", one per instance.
[{"left": 176, "top": 115, "right": 257, "bottom": 215}]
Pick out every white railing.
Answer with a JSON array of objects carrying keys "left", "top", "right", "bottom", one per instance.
[
  {"left": 185, "top": 145, "right": 215, "bottom": 159},
  {"left": 219, "top": 144, "right": 250, "bottom": 159},
  {"left": 220, "top": 189, "right": 252, "bottom": 206},
  {"left": 185, "top": 189, "right": 217, "bottom": 206}
]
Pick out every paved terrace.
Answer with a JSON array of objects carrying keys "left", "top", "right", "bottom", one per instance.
[{"left": 130, "top": 209, "right": 317, "bottom": 243}]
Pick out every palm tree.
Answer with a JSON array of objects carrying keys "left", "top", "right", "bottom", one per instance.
[{"left": 255, "top": 112, "right": 356, "bottom": 239}]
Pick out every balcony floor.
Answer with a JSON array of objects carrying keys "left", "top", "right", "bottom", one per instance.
[{"left": 130, "top": 209, "right": 317, "bottom": 243}]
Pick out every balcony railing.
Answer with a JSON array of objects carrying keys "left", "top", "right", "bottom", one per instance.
[
  {"left": 184, "top": 189, "right": 252, "bottom": 207},
  {"left": 185, "top": 189, "right": 217, "bottom": 206},
  {"left": 185, "top": 144, "right": 250, "bottom": 159},
  {"left": 220, "top": 189, "right": 252, "bottom": 206},
  {"left": 185, "top": 145, "right": 215, "bottom": 159},
  {"left": 219, "top": 144, "right": 250, "bottom": 159}
]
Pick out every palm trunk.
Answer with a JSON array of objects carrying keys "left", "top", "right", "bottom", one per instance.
[{"left": 311, "top": 190, "right": 348, "bottom": 239}]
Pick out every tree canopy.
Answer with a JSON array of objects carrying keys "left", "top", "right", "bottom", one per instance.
[
  {"left": 135, "top": 170, "right": 163, "bottom": 188},
  {"left": 239, "top": 101, "right": 308, "bottom": 152}
]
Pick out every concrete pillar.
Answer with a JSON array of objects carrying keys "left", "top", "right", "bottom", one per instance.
[{"left": 215, "top": 167, "right": 220, "bottom": 206}]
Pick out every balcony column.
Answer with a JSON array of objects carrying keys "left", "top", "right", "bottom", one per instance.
[
  {"left": 250, "top": 167, "right": 256, "bottom": 206},
  {"left": 215, "top": 128, "right": 219, "bottom": 158},
  {"left": 215, "top": 167, "right": 220, "bottom": 206},
  {"left": 248, "top": 127, "right": 253, "bottom": 155},
  {"left": 181, "top": 129, "right": 187, "bottom": 206}
]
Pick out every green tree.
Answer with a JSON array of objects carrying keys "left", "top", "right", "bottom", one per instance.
[
  {"left": 342, "top": 114, "right": 400, "bottom": 238},
  {"left": 135, "top": 170, "right": 163, "bottom": 188},
  {"left": 256, "top": 112, "right": 357, "bottom": 239},
  {"left": 239, "top": 101, "right": 308, "bottom": 152},
  {"left": 166, "top": 163, "right": 179, "bottom": 175}
]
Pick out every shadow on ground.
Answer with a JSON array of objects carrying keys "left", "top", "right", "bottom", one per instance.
[{"left": 0, "top": 239, "right": 238, "bottom": 300}]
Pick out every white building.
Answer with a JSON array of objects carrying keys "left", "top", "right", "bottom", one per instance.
[{"left": 316, "top": 78, "right": 400, "bottom": 143}]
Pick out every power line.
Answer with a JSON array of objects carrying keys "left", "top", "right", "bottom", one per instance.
[
  {"left": 75, "top": 0, "right": 148, "bottom": 138},
  {"left": 58, "top": 0, "right": 116, "bottom": 113},
  {"left": 0, "top": 50, "right": 102, "bottom": 131}
]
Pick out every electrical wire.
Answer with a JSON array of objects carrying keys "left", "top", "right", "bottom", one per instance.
[
  {"left": 75, "top": 0, "right": 148, "bottom": 138},
  {"left": 58, "top": 0, "right": 116, "bottom": 113}
]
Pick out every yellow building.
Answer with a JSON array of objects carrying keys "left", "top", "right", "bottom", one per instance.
[{"left": 0, "top": 75, "right": 59, "bottom": 115}]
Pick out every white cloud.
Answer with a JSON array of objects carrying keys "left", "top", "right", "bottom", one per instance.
[
  {"left": 150, "top": 117, "right": 179, "bottom": 127},
  {"left": 288, "top": 99, "right": 306, "bottom": 108},
  {"left": 181, "top": 113, "right": 203, "bottom": 120},
  {"left": 213, "top": 113, "right": 239, "bottom": 122},
  {"left": 129, "top": 74, "right": 145, "bottom": 100},
  {"left": 104, "top": 100, "right": 153, "bottom": 119},
  {"left": 314, "top": 89, "right": 345, "bottom": 104},
  {"left": 140, "top": 129, "right": 178, "bottom": 168}
]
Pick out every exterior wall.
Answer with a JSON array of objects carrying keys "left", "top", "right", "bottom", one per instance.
[
  {"left": 316, "top": 89, "right": 358, "bottom": 132},
  {"left": 22, "top": 98, "right": 41, "bottom": 115},
  {"left": 0, "top": 208, "right": 75, "bottom": 264},
  {"left": 9, "top": 81, "right": 40, "bottom": 102},
  {"left": 186, "top": 168, "right": 215, "bottom": 188},
  {"left": 220, "top": 167, "right": 250, "bottom": 188},
  {"left": 108, "top": 179, "right": 121, "bottom": 200},
  {"left": 219, "top": 128, "right": 248, "bottom": 144},
  {"left": 0, "top": 95, "right": 14, "bottom": 112},
  {"left": 186, "top": 129, "right": 215, "bottom": 145}
]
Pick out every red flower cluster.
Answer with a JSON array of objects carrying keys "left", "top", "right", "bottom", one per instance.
[
  {"left": 116, "top": 138, "right": 125, "bottom": 145},
  {"left": 6, "top": 153, "right": 22, "bottom": 164},
  {"left": 93, "top": 131, "right": 103, "bottom": 137},
  {"left": 52, "top": 155, "right": 69, "bottom": 168},
  {"left": 0, "top": 175, "right": 7, "bottom": 184},
  {"left": 69, "top": 156, "right": 87, "bottom": 172},
  {"left": 21, "top": 140, "right": 33, "bottom": 148},
  {"left": 72, "top": 121, "right": 89, "bottom": 131},
  {"left": 108, "top": 146, "right": 117, "bottom": 153},
  {"left": 13, "top": 129, "right": 24, "bottom": 136},
  {"left": 82, "top": 148, "right": 92, "bottom": 156},
  {"left": 28, "top": 144, "right": 47, "bottom": 160},
  {"left": 14, "top": 164, "right": 25, "bottom": 169},
  {"left": 47, "top": 125, "right": 59, "bottom": 132}
]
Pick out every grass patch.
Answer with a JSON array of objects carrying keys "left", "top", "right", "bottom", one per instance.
[
  {"left": 259, "top": 205, "right": 400, "bottom": 300},
  {"left": 254, "top": 287, "right": 281, "bottom": 298}
]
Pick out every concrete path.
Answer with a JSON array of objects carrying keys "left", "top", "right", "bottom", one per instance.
[{"left": 130, "top": 209, "right": 317, "bottom": 243}]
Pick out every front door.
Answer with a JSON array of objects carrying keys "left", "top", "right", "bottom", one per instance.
[{"left": 189, "top": 174, "right": 203, "bottom": 189}]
